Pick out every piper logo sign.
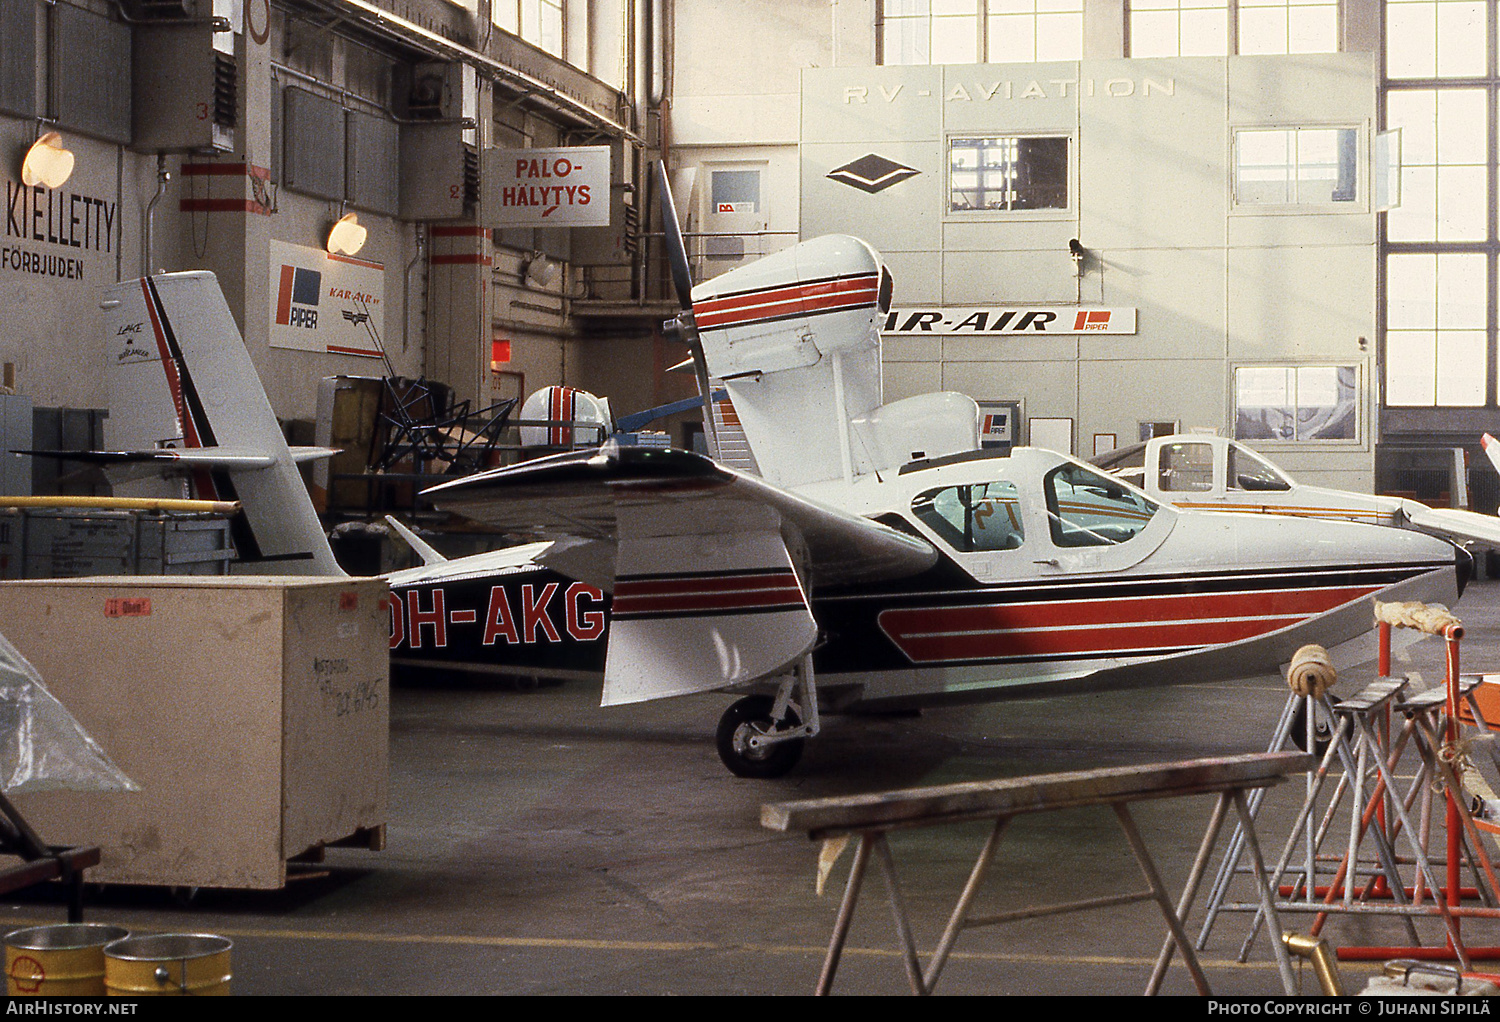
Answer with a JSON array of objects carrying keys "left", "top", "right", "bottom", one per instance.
[
  {"left": 275, "top": 265, "right": 322, "bottom": 329},
  {"left": 268, "top": 241, "right": 385, "bottom": 358},
  {"left": 482, "top": 146, "right": 611, "bottom": 228},
  {"left": 884, "top": 307, "right": 1137, "bottom": 335}
]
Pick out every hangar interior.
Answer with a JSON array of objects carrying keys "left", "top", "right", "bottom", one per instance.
[
  {"left": 0, "top": 0, "right": 1492, "bottom": 500},
  {"left": 3, "top": 0, "right": 1500, "bottom": 1000}
]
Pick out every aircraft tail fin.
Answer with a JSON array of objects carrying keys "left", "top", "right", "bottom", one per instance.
[
  {"left": 384, "top": 515, "right": 447, "bottom": 565},
  {"left": 100, "top": 272, "right": 344, "bottom": 576}
]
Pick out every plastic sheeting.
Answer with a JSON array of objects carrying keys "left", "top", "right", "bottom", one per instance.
[{"left": 0, "top": 631, "right": 137, "bottom": 794}]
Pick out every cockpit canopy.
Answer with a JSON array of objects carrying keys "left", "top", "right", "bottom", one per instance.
[
  {"left": 909, "top": 458, "right": 1163, "bottom": 560},
  {"left": 1093, "top": 439, "right": 1293, "bottom": 494}
]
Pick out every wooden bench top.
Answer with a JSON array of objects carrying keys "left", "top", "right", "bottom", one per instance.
[{"left": 762, "top": 752, "right": 1315, "bottom": 839}]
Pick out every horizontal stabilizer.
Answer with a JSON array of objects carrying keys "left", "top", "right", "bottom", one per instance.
[{"left": 384, "top": 515, "right": 447, "bottom": 566}]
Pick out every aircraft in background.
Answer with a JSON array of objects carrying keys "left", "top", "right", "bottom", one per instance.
[
  {"left": 1092, "top": 434, "right": 1500, "bottom": 551},
  {"left": 57, "top": 173, "right": 1471, "bottom": 779}
]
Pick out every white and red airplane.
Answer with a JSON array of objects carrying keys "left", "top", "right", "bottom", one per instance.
[
  {"left": 1092, "top": 433, "right": 1500, "bottom": 550},
  {"left": 60, "top": 170, "right": 1470, "bottom": 779}
]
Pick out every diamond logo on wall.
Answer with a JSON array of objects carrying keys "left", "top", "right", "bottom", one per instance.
[{"left": 827, "top": 154, "right": 921, "bottom": 194}]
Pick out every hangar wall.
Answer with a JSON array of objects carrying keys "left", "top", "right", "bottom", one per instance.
[
  {"left": 800, "top": 54, "right": 1378, "bottom": 489},
  {"left": 0, "top": 0, "right": 647, "bottom": 467}
]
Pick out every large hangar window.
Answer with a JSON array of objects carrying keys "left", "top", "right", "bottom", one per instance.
[
  {"left": 877, "top": 0, "right": 1082, "bottom": 64},
  {"left": 1380, "top": 0, "right": 1495, "bottom": 415},
  {"left": 950, "top": 137, "right": 1069, "bottom": 212},
  {"left": 1233, "top": 128, "right": 1358, "bottom": 205},
  {"left": 1128, "top": 0, "right": 1336, "bottom": 57},
  {"left": 1130, "top": 0, "right": 1230, "bottom": 57},
  {"left": 1386, "top": 253, "right": 1487, "bottom": 406},
  {"left": 1237, "top": 0, "right": 1339, "bottom": 55},
  {"left": 492, "top": 0, "right": 566, "bottom": 59},
  {"left": 1235, "top": 366, "right": 1357, "bottom": 441}
]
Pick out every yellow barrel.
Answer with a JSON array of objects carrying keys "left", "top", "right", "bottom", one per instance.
[
  {"left": 5, "top": 923, "right": 130, "bottom": 996},
  {"left": 104, "top": 934, "right": 232, "bottom": 996}
]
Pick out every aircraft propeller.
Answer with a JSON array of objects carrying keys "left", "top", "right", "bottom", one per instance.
[{"left": 653, "top": 161, "right": 721, "bottom": 456}]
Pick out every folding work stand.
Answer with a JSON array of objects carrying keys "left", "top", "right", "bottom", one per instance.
[
  {"left": 1199, "top": 602, "right": 1500, "bottom": 968},
  {"left": 762, "top": 751, "right": 1314, "bottom": 995}
]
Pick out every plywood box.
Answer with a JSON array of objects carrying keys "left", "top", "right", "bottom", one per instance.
[{"left": 0, "top": 575, "right": 389, "bottom": 889}]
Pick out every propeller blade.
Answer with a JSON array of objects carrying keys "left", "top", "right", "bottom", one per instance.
[
  {"left": 690, "top": 342, "right": 721, "bottom": 459},
  {"left": 654, "top": 161, "right": 694, "bottom": 311}
]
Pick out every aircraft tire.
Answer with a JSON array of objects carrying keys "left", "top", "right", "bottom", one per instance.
[{"left": 716, "top": 695, "right": 804, "bottom": 779}]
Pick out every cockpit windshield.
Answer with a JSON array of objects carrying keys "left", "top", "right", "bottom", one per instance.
[
  {"left": 1228, "top": 443, "right": 1293, "bottom": 492},
  {"left": 1044, "top": 464, "right": 1160, "bottom": 547},
  {"left": 1090, "top": 442, "right": 1147, "bottom": 488}
]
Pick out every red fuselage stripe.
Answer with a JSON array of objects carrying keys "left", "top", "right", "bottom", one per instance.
[{"left": 877, "top": 585, "right": 1381, "bottom": 662}]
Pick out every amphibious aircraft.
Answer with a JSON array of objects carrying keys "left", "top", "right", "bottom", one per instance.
[
  {"left": 70, "top": 175, "right": 1468, "bottom": 778},
  {"left": 413, "top": 169, "right": 1468, "bottom": 777},
  {"left": 1091, "top": 434, "right": 1500, "bottom": 550}
]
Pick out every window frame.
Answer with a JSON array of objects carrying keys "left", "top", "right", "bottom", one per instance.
[
  {"left": 1232, "top": 364, "right": 1364, "bottom": 444},
  {"left": 1230, "top": 124, "right": 1367, "bottom": 213},
  {"left": 945, "top": 133, "right": 1074, "bottom": 219}
]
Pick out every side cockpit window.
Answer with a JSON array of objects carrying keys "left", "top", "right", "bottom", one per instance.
[
  {"left": 1158, "top": 442, "right": 1215, "bottom": 492},
  {"left": 912, "top": 481, "right": 1025, "bottom": 552},
  {"left": 1045, "top": 464, "right": 1159, "bottom": 547}
]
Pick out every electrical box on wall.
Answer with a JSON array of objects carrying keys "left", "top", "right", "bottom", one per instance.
[
  {"left": 398, "top": 61, "right": 474, "bottom": 122},
  {"left": 131, "top": 23, "right": 237, "bottom": 153},
  {"left": 400, "top": 122, "right": 474, "bottom": 221}
]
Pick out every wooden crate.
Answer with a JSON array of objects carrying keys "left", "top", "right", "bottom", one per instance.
[{"left": 0, "top": 575, "right": 388, "bottom": 890}]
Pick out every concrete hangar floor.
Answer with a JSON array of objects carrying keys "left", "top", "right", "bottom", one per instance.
[{"left": 7, "top": 585, "right": 1500, "bottom": 996}]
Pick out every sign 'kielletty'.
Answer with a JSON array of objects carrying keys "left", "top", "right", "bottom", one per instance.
[{"left": 482, "top": 146, "right": 610, "bottom": 229}]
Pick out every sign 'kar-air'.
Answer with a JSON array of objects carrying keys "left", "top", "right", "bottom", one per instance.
[
  {"left": 268, "top": 240, "right": 385, "bottom": 358},
  {"left": 884, "top": 307, "right": 1137, "bottom": 335},
  {"left": 481, "top": 146, "right": 610, "bottom": 229}
]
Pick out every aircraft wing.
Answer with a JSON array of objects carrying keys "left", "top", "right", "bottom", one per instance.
[
  {"left": 420, "top": 442, "right": 937, "bottom": 590},
  {"left": 422, "top": 442, "right": 938, "bottom": 707},
  {"left": 1401, "top": 502, "right": 1500, "bottom": 550}
]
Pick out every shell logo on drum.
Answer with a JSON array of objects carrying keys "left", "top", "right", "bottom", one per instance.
[{"left": 8, "top": 954, "right": 44, "bottom": 994}]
